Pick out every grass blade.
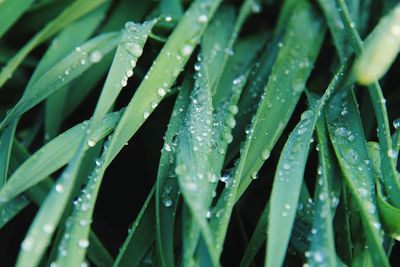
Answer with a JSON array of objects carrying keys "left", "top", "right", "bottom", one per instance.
[
  {"left": 0, "top": 0, "right": 35, "bottom": 39},
  {"left": 0, "top": 0, "right": 107, "bottom": 89},
  {"left": 265, "top": 64, "right": 346, "bottom": 267},
  {"left": 354, "top": 3, "right": 400, "bottom": 85},
  {"left": 156, "top": 79, "right": 191, "bottom": 267},
  {"left": 0, "top": 111, "right": 122, "bottom": 202},
  {"left": 0, "top": 32, "right": 120, "bottom": 130},
  {"left": 0, "top": 123, "right": 17, "bottom": 187},
  {"left": 325, "top": 90, "right": 389, "bottom": 266}
]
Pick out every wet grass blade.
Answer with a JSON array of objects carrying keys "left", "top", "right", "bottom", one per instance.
[
  {"left": 156, "top": 79, "right": 191, "bottom": 267},
  {"left": 235, "top": 0, "right": 325, "bottom": 200},
  {"left": 0, "top": 123, "right": 17, "bottom": 187},
  {"left": 43, "top": 3, "right": 110, "bottom": 139},
  {"left": 335, "top": 0, "right": 400, "bottom": 208},
  {"left": 0, "top": 32, "right": 120, "bottom": 130},
  {"left": 325, "top": 90, "right": 389, "bottom": 266},
  {"left": 13, "top": 19, "right": 155, "bottom": 267},
  {"left": 208, "top": 3, "right": 325, "bottom": 254},
  {"left": 0, "top": 111, "right": 122, "bottom": 202},
  {"left": 354, "top": 3, "right": 400, "bottom": 85},
  {"left": 0, "top": 0, "right": 35, "bottom": 39},
  {"left": 0, "top": 0, "right": 107, "bottom": 89},
  {"left": 175, "top": 57, "right": 217, "bottom": 265},
  {"left": 307, "top": 93, "right": 344, "bottom": 267},
  {"left": 113, "top": 187, "right": 156, "bottom": 267},
  {"left": 265, "top": 64, "right": 346, "bottom": 267}
]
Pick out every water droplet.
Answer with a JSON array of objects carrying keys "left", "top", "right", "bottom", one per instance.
[
  {"left": 43, "top": 223, "right": 54, "bottom": 233},
  {"left": 55, "top": 184, "right": 64, "bottom": 193},
  {"left": 181, "top": 45, "right": 194, "bottom": 56},
  {"left": 89, "top": 50, "right": 103, "bottom": 63},
  {"left": 157, "top": 87, "right": 166, "bottom": 97},
  {"left": 197, "top": 14, "right": 208, "bottom": 23},
  {"left": 251, "top": 2, "right": 261, "bottom": 13},
  {"left": 151, "top": 101, "right": 158, "bottom": 109},
  {"left": 226, "top": 117, "right": 236, "bottom": 129},
  {"left": 87, "top": 139, "right": 96, "bottom": 147},
  {"left": 130, "top": 60, "right": 136, "bottom": 68},
  {"left": 165, "top": 16, "right": 173, "bottom": 22},
  {"left": 313, "top": 251, "right": 323, "bottom": 262},
  {"left": 143, "top": 111, "right": 150, "bottom": 119},
  {"left": 393, "top": 118, "right": 400, "bottom": 129},
  {"left": 387, "top": 148, "right": 398, "bottom": 159},
  {"left": 78, "top": 239, "right": 89, "bottom": 248},
  {"left": 282, "top": 163, "right": 291, "bottom": 170},
  {"left": 21, "top": 237, "right": 34, "bottom": 251},
  {"left": 126, "top": 69, "right": 134, "bottom": 77},
  {"left": 284, "top": 204, "right": 291, "bottom": 210},
  {"left": 121, "top": 79, "right": 128, "bottom": 87},
  {"left": 124, "top": 43, "right": 143, "bottom": 57},
  {"left": 162, "top": 195, "right": 172, "bottom": 207},
  {"left": 228, "top": 105, "right": 238, "bottom": 115},
  {"left": 206, "top": 210, "right": 212, "bottom": 219},
  {"left": 125, "top": 21, "right": 137, "bottom": 32},
  {"left": 261, "top": 149, "right": 270, "bottom": 160}
]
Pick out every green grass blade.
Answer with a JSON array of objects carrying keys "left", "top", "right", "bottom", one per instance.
[
  {"left": 156, "top": 79, "right": 191, "bottom": 267},
  {"left": 0, "top": 0, "right": 107, "bottom": 89},
  {"left": 367, "top": 142, "right": 400, "bottom": 240},
  {"left": 325, "top": 90, "right": 389, "bottom": 266},
  {"left": 0, "top": 111, "right": 121, "bottom": 202},
  {"left": 265, "top": 64, "right": 346, "bottom": 267},
  {"left": 113, "top": 187, "right": 156, "bottom": 267},
  {"left": 160, "top": 0, "right": 183, "bottom": 20},
  {"left": 0, "top": 32, "right": 120, "bottom": 130},
  {"left": 0, "top": 0, "right": 35, "bottom": 39},
  {"left": 307, "top": 94, "right": 344, "bottom": 267},
  {"left": 13, "top": 19, "right": 155, "bottom": 267},
  {"left": 175, "top": 57, "right": 217, "bottom": 265},
  {"left": 354, "top": 3, "right": 400, "bottom": 85},
  {"left": 207, "top": 6, "right": 325, "bottom": 252},
  {"left": 53, "top": 135, "right": 113, "bottom": 267},
  {"left": 335, "top": 0, "right": 400, "bottom": 207},
  {"left": 0, "top": 195, "right": 29, "bottom": 229},
  {"left": 235, "top": 0, "right": 325, "bottom": 200},
  {"left": 43, "top": 3, "right": 110, "bottom": 139},
  {"left": 8, "top": 140, "right": 113, "bottom": 266},
  {"left": 0, "top": 123, "right": 17, "bottom": 187}
]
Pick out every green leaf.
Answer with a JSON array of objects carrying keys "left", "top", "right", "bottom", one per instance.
[
  {"left": 0, "top": 0, "right": 108, "bottom": 89},
  {"left": 266, "top": 64, "right": 346, "bottom": 267},
  {"left": 325, "top": 89, "right": 389, "bottom": 266},
  {"left": 354, "top": 3, "right": 400, "bottom": 85},
  {"left": 0, "top": 32, "right": 120, "bottom": 130},
  {"left": 0, "top": 0, "right": 35, "bottom": 38}
]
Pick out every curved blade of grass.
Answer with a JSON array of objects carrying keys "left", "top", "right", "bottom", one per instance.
[
  {"left": 0, "top": 0, "right": 35, "bottom": 39},
  {"left": 0, "top": 0, "right": 107, "bottom": 89},
  {"left": 0, "top": 194, "right": 29, "bottom": 229},
  {"left": 235, "top": 0, "right": 325, "bottom": 199},
  {"left": 325, "top": 90, "right": 389, "bottom": 266},
  {"left": 53, "top": 134, "right": 113, "bottom": 267},
  {"left": 156, "top": 79, "right": 191, "bottom": 267},
  {"left": 0, "top": 123, "right": 17, "bottom": 187},
  {"left": 265, "top": 64, "right": 346, "bottom": 267},
  {"left": 8, "top": 140, "right": 113, "bottom": 266},
  {"left": 208, "top": 1, "right": 325, "bottom": 254},
  {"left": 353, "top": 3, "right": 400, "bottom": 85},
  {"left": 43, "top": 3, "right": 110, "bottom": 139},
  {"left": 0, "top": 111, "right": 122, "bottom": 202},
  {"left": 0, "top": 32, "right": 120, "bottom": 130},
  {"left": 175, "top": 56, "right": 218, "bottom": 265},
  {"left": 63, "top": 0, "right": 152, "bottom": 119},
  {"left": 335, "top": 0, "right": 400, "bottom": 207},
  {"left": 113, "top": 187, "right": 156, "bottom": 267},
  {"left": 14, "top": 19, "right": 156, "bottom": 267},
  {"left": 160, "top": 0, "right": 183, "bottom": 20},
  {"left": 367, "top": 142, "right": 400, "bottom": 240},
  {"left": 307, "top": 94, "right": 344, "bottom": 267}
]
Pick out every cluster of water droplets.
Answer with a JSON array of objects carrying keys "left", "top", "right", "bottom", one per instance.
[{"left": 52, "top": 134, "right": 112, "bottom": 266}]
